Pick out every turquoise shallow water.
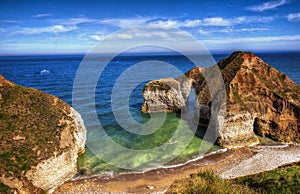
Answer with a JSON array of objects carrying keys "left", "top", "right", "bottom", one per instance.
[
  {"left": 77, "top": 111, "right": 220, "bottom": 175},
  {"left": 0, "top": 52, "right": 299, "bottom": 176}
]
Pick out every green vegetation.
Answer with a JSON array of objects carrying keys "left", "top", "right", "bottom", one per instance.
[
  {"left": 0, "top": 78, "right": 73, "bottom": 189},
  {"left": 184, "top": 67, "right": 204, "bottom": 84},
  {"left": 167, "top": 170, "right": 257, "bottom": 194},
  {"left": 230, "top": 83, "right": 250, "bottom": 111},
  {"left": 167, "top": 162, "right": 300, "bottom": 194},
  {"left": 143, "top": 80, "right": 172, "bottom": 93},
  {"left": 235, "top": 162, "right": 300, "bottom": 194},
  {"left": 251, "top": 64, "right": 300, "bottom": 102},
  {"left": 218, "top": 51, "right": 245, "bottom": 95},
  {"left": 0, "top": 182, "right": 15, "bottom": 194}
]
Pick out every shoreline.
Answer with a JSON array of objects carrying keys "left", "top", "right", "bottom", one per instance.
[
  {"left": 54, "top": 143, "right": 300, "bottom": 193},
  {"left": 70, "top": 148, "right": 229, "bottom": 182}
]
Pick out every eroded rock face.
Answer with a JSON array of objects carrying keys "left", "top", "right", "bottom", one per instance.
[
  {"left": 0, "top": 75, "right": 86, "bottom": 193},
  {"left": 217, "top": 112, "right": 259, "bottom": 148},
  {"left": 198, "top": 51, "right": 300, "bottom": 147},
  {"left": 141, "top": 67, "right": 204, "bottom": 113},
  {"left": 141, "top": 52, "right": 300, "bottom": 148},
  {"left": 141, "top": 78, "right": 186, "bottom": 112}
]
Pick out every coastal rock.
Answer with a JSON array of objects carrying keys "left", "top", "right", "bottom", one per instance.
[
  {"left": 198, "top": 51, "right": 300, "bottom": 147},
  {"left": 0, "top": 75, "right": 86, "bottom": 193},
  {"left": 141, "top": 67, "right": 204, "bottom": 113},
  {"left": 217, "top": 112, "right": 258, "bottom": 148},
  {"left": 183, "top": 66, "right": 205, "bottom": 95},
  {"left": 141, "top": 51, "right": 300, "bottom": 148},
  {"left": 141, "top": 78, "right": 186, "bottom": 112}
]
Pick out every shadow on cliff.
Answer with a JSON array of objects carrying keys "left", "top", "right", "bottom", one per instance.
[{"left": 175, "top": 88, "right": 219, "bottom": 146}]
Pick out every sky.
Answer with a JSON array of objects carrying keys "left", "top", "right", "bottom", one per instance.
[{"left": 0, "top": 0, "right": 300, "bottom": 55}]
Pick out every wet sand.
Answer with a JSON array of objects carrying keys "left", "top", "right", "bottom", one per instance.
[{"left": 54, "top": 144, "right": 300, "bottom": 194}]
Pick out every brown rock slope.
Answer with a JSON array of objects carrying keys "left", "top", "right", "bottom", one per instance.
[
  {"left": 142, "top": 51, "right": 300, "bottom": 148},
  {"left": 207, "top": 51, "right": 300, "bottom": 147},
  {"left": 0, "top": 75, "right": 86, "bottom": 193}
]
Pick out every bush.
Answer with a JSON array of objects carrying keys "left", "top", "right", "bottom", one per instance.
[
  {"left": 167, "top": 163, "right": 300, "bottom": 194},
  {"left": 167, "top": 170, "right": 257, "bottom": 194}
]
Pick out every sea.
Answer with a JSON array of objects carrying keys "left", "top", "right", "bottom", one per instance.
[{"left": 0, "top": 52, "right": 299, "bottom": 176}]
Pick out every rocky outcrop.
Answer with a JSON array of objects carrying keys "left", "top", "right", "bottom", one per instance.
[
  {"left": 0, "top": 75, "right": 86, "bottom": 193},
  {"left": 217, "top": 112, "right": 258, "bottom": 148},
  {"left": 141, "top": 67, "right": 204, "bottom": 113},
  {"left": 141, "top": 78, "right": 187, "bottom": 112},
  {"left": 211, "top": 51, "right": 300, "bottom": 147},
  {"left": 141, "top": 51, "right": 300, "bottom": 148}
]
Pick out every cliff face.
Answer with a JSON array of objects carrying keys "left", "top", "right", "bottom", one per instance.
[
  {"left": 141, "top": 52, "right": 300, "bottom": 148},
  {"left": 142, "top": 78, "right": 187, "bottom": 112},
  {"left": 212, "top": 52, "right": 300, "bottom": 147},
  {"left": 141, "top": 67, "right": 204, "bottom": 113},
  {"left": 0, "top": 75, "right": 86, "bottom": 193}
]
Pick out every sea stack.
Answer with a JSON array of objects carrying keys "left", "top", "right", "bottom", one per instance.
[
  {"left": 0, "top": 75, "right": 87, "bottom": 193},
  {"left": 142, "top": 51, "right": 300, "bottom": 148},
  {"left": 142, "top": 78, "right": 187, "bottom": 112},
  {"left": 141, "top": 67, "right": 205, "bottom": 112}
]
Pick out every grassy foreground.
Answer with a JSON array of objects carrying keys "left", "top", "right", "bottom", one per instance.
[{"left": 167, "top": 162, "right": 300, "bottom": 194}]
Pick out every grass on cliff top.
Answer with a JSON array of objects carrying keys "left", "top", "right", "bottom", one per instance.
[
  {"left": 0, "top": 82, "right": 70, "bottom": 180},
  {"left": 235, "top": 162, "right": 300, "bottom": 194},
  {"left": 167, "top": 170, "right": 257, "bottom": 194},
  {"left": 0, "top": 182, "right": 15, "bottom": 194},
  {"left": 167, "top": 162, "right": 300, "bottom": 194},
  {"left": 217, "top": 51, "right": 245, "bottom": 86}
]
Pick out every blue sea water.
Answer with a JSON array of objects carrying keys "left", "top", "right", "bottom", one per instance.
[{"left": 0, "top": 52, "right": 299, "bottom": 175}]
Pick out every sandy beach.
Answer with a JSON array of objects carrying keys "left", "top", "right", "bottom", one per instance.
[{"left": 54, "top": 143, "right": 300, "bottom": 194}]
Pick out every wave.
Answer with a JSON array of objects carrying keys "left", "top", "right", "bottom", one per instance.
[{"left": 40, "top": 69, "right": 50, "bottom": 74}]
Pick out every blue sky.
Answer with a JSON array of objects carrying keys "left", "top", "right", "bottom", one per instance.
[{"left": 0, "top": 0, "right": 300, "bottom": 55}]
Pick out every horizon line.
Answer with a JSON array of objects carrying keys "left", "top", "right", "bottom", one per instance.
[{"left": 1, "top": 49, "right": 300, "bottom": 57}]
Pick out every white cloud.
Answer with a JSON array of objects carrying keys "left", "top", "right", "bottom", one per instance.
[
  {"left": 100, "top": 17, "right": 153, "bottom": 28},
  {"left": 199, "top": 16, "right": 273, "bottom": 27},
  {"left": 51, "top": 17, "right": 98, "bottom": 25},
  {"left": 148, "top": 16, "right": 272, "bottom": 29},
  {"left": 90, "top": 34, "right": 105, "bottom": 41},
  {"left": 0, "top": 42, "right": 92, "bottom": 55},
  {"left": 151, "top": 17, "right": 229, "bottom": 28},
  {"left": 183, "top": 19, "right": 201, "bottom": 27},
  {"left": 240, "top": 28, "right": 270, "bottom": 32},
  {"left": 201, "top": 34, "right": 300, "bottom": 51},
  {"left": 55, "top": 15, "right": 273, "bottom": 34},
  {"left": 103, "top": 27, "right": 191, "bottom": 42},
  {"left": 198, "top": 29, "right": 211, "bottom": 35},
  {"left": 198, "top": 27, "right": 270, "bottom": 35},
  {"left": 32, "top": 13, "right": 51, "bottom": 18},
  {"left": 85, "top": 27, "right": 209, "bottom": 54},
  {"left": 234, "top": 16, "right": 274, "bottom": 24},
  {"left": 0, "top": 20, "right": 19, "bottom": 23},
  {"left": 149, "top": 20, "right": 179, "bottom": 28},
  {"left": 99, "top": 17, "right": 201, "bottom": 29},
  {"left": 148, "top": 19, "right": 201, "bottom": 28},
  {"left": 106, "top": 28, "right": 165, "bottom": 40},
  {"left": 15, "top": 25, "right": 78, "bottom": 35},
  {"left": 221, "top": 27, "right": 270, "bottom": 33},
  {"left": 203, "top": 34, "right": 300, "bottom": 44},
  {"left": 247, "top": 0, "right": 288, "bottom": 12},
  {"left": 202, "top": 17, "right": 232, "bottom": 26},
  {"left": 110, "top": 33, "right": 134, "bottom": 39},
  {"left": 287, "top": 13, "right": 300, "bottom": 21}
]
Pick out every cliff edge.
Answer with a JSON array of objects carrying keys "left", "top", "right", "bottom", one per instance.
[
  {"left": 213, "top": 51, "right": 299, "bottom": 147},
  {"left": 142, "top": 51, "right": 300, "bottom": 148},
  {"left": 0, "top": 75, "right": 86, "bottom": 193}
]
